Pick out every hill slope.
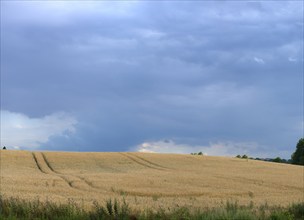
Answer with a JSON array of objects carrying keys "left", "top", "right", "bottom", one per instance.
[{"left": 0, "top": 150, "right": 303, "bottom": 210}]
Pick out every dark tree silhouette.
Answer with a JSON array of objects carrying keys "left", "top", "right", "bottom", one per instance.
[
  {"left": 291, "top": 138, "right": 304, "bottom": 165},
  {"left": 242, "top": 154, "right": 248, "bottom": 159},
  {"left": 272, "top": 157, "right": 282, "bottom": 163}
]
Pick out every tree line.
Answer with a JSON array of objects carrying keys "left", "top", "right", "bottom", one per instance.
[
  {"left": 235, "top": 138, "right": 304, "bottom": 165},
  {"left": 191, "top": 138, "right": 304, "bottom": 166}
]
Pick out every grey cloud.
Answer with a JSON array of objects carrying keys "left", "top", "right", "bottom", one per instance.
[{"left": 1, "top": 1, "right": 302, "bottom": 157}]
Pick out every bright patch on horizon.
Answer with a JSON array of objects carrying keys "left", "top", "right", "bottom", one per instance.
[{"left": 1, "top": 110, "right": 77, "bottom": 149}]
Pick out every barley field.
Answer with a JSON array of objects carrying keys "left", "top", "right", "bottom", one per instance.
[{"left": 0, "top": 150, "right": 303, "bottom": 211}]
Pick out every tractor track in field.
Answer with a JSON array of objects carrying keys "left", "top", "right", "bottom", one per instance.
[
  {"left": 120, "top": 153, "right": 167, "bottom": 171},
  {"left": 41, "top": 153, "right": 59, "bottom": 174},
  {"left": 32, "top": 152, "right": 47, "bottom": 174},
  {"left": 32, "top": 152, "right": 74, "bottom": 189},
  {"left": 129, "top": 153, "right": 173, "bottom": 170},
  {"left": 32, "top": 152, "right": 106, "bottom": 192}
]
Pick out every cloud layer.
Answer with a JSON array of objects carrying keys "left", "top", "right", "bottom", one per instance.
[
  {"left": 1, "top": 110, "right": 77, "bottom": 149},
  {"left": 1, "top": 1, "right": 303, "bottom": 157},
  {"left": 134, "top": 140, "right": 290, "bottom": 159}
]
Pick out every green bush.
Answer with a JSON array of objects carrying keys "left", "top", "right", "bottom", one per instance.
[
  {"left": 1, "top": 196, "right": 303, "bottom": 220},
  {"left": 291, "top": 138, "right": 304, "bottom": 165},
  {"left": 272, "top": 157, "right": 283, "bottom": 163},
  {"left": 288, "top": 202, "right": 304, "bottom": 220}
]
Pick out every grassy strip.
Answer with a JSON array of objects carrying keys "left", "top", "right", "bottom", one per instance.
[{"left": 0, "top": 196, "right": 303, "bottom": 220}]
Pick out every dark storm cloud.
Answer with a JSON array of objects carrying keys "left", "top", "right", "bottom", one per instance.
[{"left": 1, "top": 1, "right": 303, "bottom": 157}]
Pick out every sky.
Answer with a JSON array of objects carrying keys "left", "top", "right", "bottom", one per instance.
[{"left": 1, "top": 1, "right": 303, "bottom": 158}]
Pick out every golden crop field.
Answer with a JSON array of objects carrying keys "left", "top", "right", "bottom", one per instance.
[{"left": 0, "top": 150, "right": 303, "bottom": 210}]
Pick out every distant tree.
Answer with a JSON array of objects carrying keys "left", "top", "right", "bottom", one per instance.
[
  {"left": 291, "top": 138, "right": 304, "bottom": 165},
  {"left": 272, "top": 157, "right": 282, "bottom": 163},
  {"left": 242, "top": 154, "right": 248, "bottom": 159},
  {"left": 2, "top": 146, "right": 6, "bottom": 150},
  {"left": 236, "top": 155, "right": 241, "bottom": 158},
  {"left": 191, "top": 152, "right": 204, "bottom": 155}
]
